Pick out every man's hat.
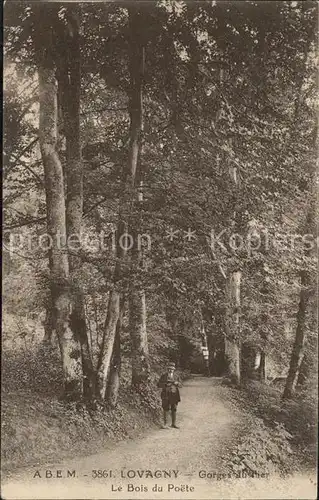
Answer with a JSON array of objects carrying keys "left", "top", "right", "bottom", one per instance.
[{"left": 168, "top": 362, "right": 176, "bottom": 369}]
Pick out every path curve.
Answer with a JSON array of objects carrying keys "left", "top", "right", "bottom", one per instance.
[{"left": 2, "top": 377, "right": 316, "bottom": 500}]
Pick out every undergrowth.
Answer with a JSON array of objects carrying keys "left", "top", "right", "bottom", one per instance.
[
  {"left": 2, "top": 319, "right": 190, "bottom": 473},
  {"left": 220, "top": 417, "right": 295, "bottom": 477},
  {"left": 223, "top": 379, "right": 317, "bottom": 475},
  {"left": 240, "top": 380, "right": 317, "bottom": 452}
]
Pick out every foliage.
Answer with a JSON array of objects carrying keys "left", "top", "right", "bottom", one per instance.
[
  {"left": 240, "top": 380, "right": 317, "bottom": 458},
  {"left": 3, "top": 0, "right": 317, "bottom": 467},
  {"left": 222, "top": 418, "right": 294, "bottom": 476}
]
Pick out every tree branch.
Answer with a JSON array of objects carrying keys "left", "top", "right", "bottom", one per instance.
[
  {"left": 5, "top": 137, "right": 39, "bottom": 173},
  {"left": 3, "top": 216, "right": 47, "bottom": 231},
  {"left": 81, "top": 106, "right": 128, "bottom": 116}
]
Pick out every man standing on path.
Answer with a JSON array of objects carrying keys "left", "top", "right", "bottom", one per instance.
[{"left": 157, "top": 362, "right": 181, "bottom": 429}]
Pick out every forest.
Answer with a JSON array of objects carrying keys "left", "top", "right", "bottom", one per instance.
[{"left": 2, "top": 0, "right": 318, "bottom": 486}]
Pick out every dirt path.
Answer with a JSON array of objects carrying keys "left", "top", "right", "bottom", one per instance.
[{"left": 2, "top": 377, "right": 316, "bottom": 500}]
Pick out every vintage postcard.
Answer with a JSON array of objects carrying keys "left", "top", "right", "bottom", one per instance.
[{"left": 2, "top": 1, "right": 318, "bottom": 499}]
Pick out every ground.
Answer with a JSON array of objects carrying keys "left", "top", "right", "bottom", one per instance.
[{"left": 2, "top": 377, "right": 317, "bottom": 500}]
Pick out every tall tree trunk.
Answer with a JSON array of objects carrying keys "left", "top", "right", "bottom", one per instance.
[
  {"left": 97, "top": 290, "right": 121, "bottom": 400},
  {"left": 96, "top": 6, "right": 146, "bottom": 399},
  {"left": 106, "top": 299, "right": 124, "bottom": 406},
  {"left": 3, "top": 232, "right": 12, "bottom": 275},
  {"left": 225, "top": 270, "right": 241, "bottom": 385},
  {"left": 225, "top": 338, "right": 240, "bottom": 384},
  {"left": 296, "top": 350, "right": 314, "bottom": 387},
  {"left": 37, "top": 55, "right": 82, "bottom": 399},
  {"left": 282, "top": 270, "right": 311, "bottom": 399},
  {"left": 258, "top": 351, "right": 266, "bottom": 382},
  {"left": 199, "top": 308, "right": 210, "bottom": 376},
  {"left": 129, "top": 181, "right": 150, "bottom": 387},
  {"left": 224, "top": 143, "right": 242, "bottom": 385},
  {"left": 96, "top": 223, "right": 134, "bottom": 400},
  {"left": 241, "top": 345, "right": 263, "bottom": 380},
  {"left": 283, "top": 199, "right": 315, "bottom": 400},
  {"left": 128, "top": 8, "right": 150, "bottom": 388},
  {"left": 43, "top": 305, "right": 54, "bottom": 345},
  {"left": 43, "top": 249, "right": 55, "bottom": 345},
  {"left": 130, "top": 288, "right": 150, "bottom": 386},
  {"left": 57, "top": 6, "right": 95, "bottom": 399}
]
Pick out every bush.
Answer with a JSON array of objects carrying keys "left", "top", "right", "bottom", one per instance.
[
  {"left": 2, "top": 343, "right": 63, "bottom": 396},
  {"left": 223, "top": 418, "right": 294, "bottom": 476},
  {"left": 240, "top": 380, "right": 317, "bottom": 459}
]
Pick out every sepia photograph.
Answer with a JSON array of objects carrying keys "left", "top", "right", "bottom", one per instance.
[{"left": 2, "top": 1, "right": 318, "bottom": 499}]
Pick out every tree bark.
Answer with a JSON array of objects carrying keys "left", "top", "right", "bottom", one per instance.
[
  {"left": 129, "top": 181, "right": 150, "bottom": 387},
  {"left": 241, "top": 345, "right": 262, "bottom": 380},
  {"left": 3, "top": 232, "right": 12, "bottom": 276},
  {"left": 127, "top": 7, "right": 150, "bottom": 389},
  {"left": 42, "top": 241, "right": 55, "bottom": 345},
  {"left": 38, "top": 62, "right": 82, "bottom": 400},
  {"left": 106, "top": 299, "right": 124, "bottom": 407},
  {"left": 97, "top": 291, "right": 121, "bottom": 400},
  {"left": 296, "top": 349, "right": 315, "bottom": 387},
  {"left": 57, "top": 6, "right": 95, "bottom": 399},
  {"left": 225, "top": 339, "right": 241, "bottom": 384},
  {"left": 282, "top": 270, "right": 311, "bottom": 399},
  {"left": 224, "top": 146, "right": 242, "bottom": 385},
  {"left": 259, "top": 351, "right": 266, "bottom": 382},
  {"left": 130, "top": 289, "right": 150, "bottom": 386},
  {"left": 96, "top": 6, "right": 146, "bottom": 400},
  {"left": 96, "top": 221, "right": 128, "bottom": 401},
  {"left": 283, "top": 197, "right": 315, "bottom": 399},
  {"left": 225, "top": 270, "right": 241, "bottom": 385},
  {"left": 199, "top": 309, "right": 210, "bottom": 376},
  {"left": 43, "top": 305, "right": 54, "bottom": 345}
]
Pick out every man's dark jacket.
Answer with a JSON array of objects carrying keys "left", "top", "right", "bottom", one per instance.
[{"left": 157, "top": 372, "right": 181, "bottom": 404}]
